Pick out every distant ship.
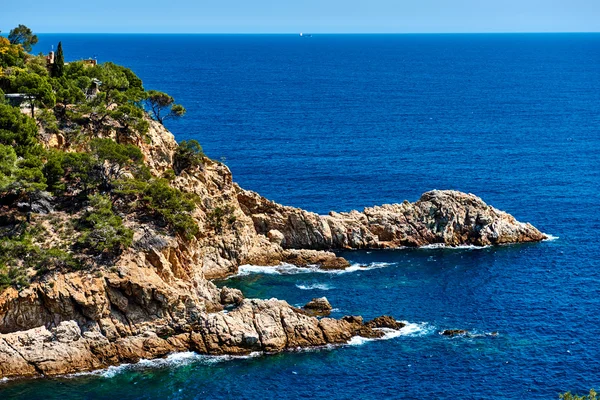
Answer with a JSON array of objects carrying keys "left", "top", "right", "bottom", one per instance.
[{"left": 299, "top": 32, "right": 313, "bottom": 37}]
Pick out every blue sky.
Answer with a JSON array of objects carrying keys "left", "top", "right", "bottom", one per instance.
[{"left": 3, "top": 0, "right": 599, "bottom": 33}]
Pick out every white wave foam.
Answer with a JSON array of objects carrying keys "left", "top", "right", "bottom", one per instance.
[
  {"left": 398, "top": 321, "right": 435, "bottom": 337},
  {"left": 346, "top": 321, "right": 434, "bottom": 346},
  {"left": 295, "top": 283, "right": 334, "bottom": 291},
  {"left": 347, "top": 328, "right": 404, "bottom": 346},
  {"left": 235, "top": 262, "right": 395, "bottom": 277},
  {"left": 67, "top": 351, "right": 263, "bottom": 379},
  {"left": 419, "top": 243, "right": 492, "bottom": 250},
  {"left": 543, "top": 234, "right": 559, "bottom": 242}
]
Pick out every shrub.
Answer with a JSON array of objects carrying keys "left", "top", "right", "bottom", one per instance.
[
  {"left": 560, "top": 389, "right": 597, "bottom": 400},
  {"left": 0, "top": 103, "right": 41, "bottom": 157},
  {"left": 77, "top": 194, "right": 133, "bottom": 255},
  {"left": 0, "top": 263, "right": 28, "bottom": 291},
  {"left": 174, "top": 139, "right": 204, "bottom": 175},
  {"left": 207, "top": 205, "right": 236, "bottom": 233},
  {"left": 115, "top": 178, "right": 200, "bottom": 239}
]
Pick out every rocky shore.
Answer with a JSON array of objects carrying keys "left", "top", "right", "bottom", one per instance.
[{"left": 0, "top": 119, "right": 546, "bottom": 380}]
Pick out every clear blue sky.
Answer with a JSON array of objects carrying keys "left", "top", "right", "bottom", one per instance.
[{"left": 3, "top": 0, "right": 599, "bottom": 33}]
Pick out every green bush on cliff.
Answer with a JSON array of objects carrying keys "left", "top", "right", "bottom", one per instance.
[
  {"left": 174, "top": 139, "right": 204, "bottom": 175},
  {"left": 115, "top": 177, "right": 200, "bottom": 239},
  {"left": 0, "top": 103, "right": 41, "bottom": 157},
  {"left": 207, "top": 205, "right": 237, "bottom": 233},
  {"left": 0, "top": 264, "right": 28, "bottom": 291},
  {"left": 0, "top": 26, "right": 206, "bottom": 288},
  {"left": 0, "top": 222, "right": 83, "bottom": 289},
  {"left": 560, "top": 389, "right": 598, "bottom": 400},
  {"left": 76, "top": 194, "right": 133, "bottom": 255}
]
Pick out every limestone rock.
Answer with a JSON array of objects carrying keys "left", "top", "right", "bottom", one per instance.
[
  {"left": 268, "top": 229, "right": 285, "bottom": 246},
  {"left": 237, "top": 188, "right": 547, "bottom": 249},
  {"left": 303, "top": 297, "right": 333, "bottom": 317},
  {"left": 220, "top": 287, "right": 244, "bottom": 306},
  {"left": 365, "top": 315, "right": 405, "bottom": 330}
]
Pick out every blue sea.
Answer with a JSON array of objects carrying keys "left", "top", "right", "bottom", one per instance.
[{"left": 2, "top": 34, "right": 600, "bottom": 399}]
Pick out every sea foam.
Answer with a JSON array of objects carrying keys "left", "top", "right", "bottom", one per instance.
[
  {"left": 346, "top": 321, "right": 434, "bottom": 346},
  {"left": 296, "top": 283, "right": 334, "bottom": 290},
  {"left": 543, "top": 234, "right": 559, "bottom": 242},
  {"left": 235, "top": 262, "right": 395, "bottom": 277},
  {"left": 67, "top": 351, "right": 262, "bottom": 379}
]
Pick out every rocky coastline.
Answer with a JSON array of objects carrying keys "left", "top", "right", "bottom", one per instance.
[{"left": 0, "top": 119, "right": 547, "bottom": 380}]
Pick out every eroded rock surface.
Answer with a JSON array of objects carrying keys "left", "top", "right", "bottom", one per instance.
[
  {"left": 303, "top": 297, "right": 333, "bottom": 317},
  {"left": 237, "top": 188, "right": 547, "bottom": 250}
]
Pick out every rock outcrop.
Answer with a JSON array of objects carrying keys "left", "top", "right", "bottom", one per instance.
[
  {"left": 303, "top": 297, "right": 333, "bottom": 317},
  {"left": 237, "top": 188, "right": 546, "bottom": 250},
  {"left": 0, "top": 300, "right": 395, "bottom": 379},
  {"left": 0, "top": 114, "right": 547, "bottom": 379}
]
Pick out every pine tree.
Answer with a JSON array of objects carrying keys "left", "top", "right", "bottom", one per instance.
[{"left": 52, "top": 41, "right": 64, "bottom": 78}]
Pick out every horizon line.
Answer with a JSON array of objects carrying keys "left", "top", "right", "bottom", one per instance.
[{"left": 30, "top": 31, "right": 600, "bottom": 35}]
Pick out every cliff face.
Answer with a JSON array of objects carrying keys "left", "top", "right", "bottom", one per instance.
[{"left": 0, "top": 120, "right": 546, "bottom": 379}]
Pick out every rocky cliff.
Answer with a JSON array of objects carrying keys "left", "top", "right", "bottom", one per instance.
[{"left": 0, "top": 119, "right": 546, "bottom": 379}]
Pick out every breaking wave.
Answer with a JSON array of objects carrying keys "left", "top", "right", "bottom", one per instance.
[
  {"left": 235, "top": 262, "right": 395, "bottom": 277},
  {"left": 67, "top": 351, "right": 262, "bottom": 379},
  {"left": 347, "top": 321, "right": 435, "bottom": 346},
  {"left": 296, "top": 283, "right": 334, "bottom": 291},
  {"left": 419, "top": 243, "right": 492, "bottom": 250}
]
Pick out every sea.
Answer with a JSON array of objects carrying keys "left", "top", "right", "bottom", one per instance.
[{"left": 1, "top": 33, "right": 599, "bottom": 399}]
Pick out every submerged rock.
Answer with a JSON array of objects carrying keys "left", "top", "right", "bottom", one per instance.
[{"left": 441, "top": 329, "right": 469, "bottom": 337}]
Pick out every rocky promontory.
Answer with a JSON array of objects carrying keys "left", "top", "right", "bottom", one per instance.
[{"left": 0, "top": 100, "right": 546, "bottom": 380}]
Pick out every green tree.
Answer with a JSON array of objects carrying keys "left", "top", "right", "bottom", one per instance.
[
  {"left": 77, "top": 194, "right": 133, "bottom": 255},
  {"left": 61, "top": 152, "right": 98, "bottom": 194},
  {"left": 43, "top": 150, "right": 65, "bottom": 193},
  {"left": 90, "top": 138, "right": 144, "bottom": 190},
  {"left": 11, "top": 156, "right": 47, "bottom": 210},
  {"left": 8, "top": 25, "right": 38, "bottom": 52},
  {"left": 145, "top": 90, "right": 186, "bottom": 123},
  {"left": 0, "top": 144, "right": 17, "bottom": 191},
  {"left": 51, "top": 41, "right": 65, "bottom": 78},
  {"left": 173, "top": 139, "right": 204, "bottom": 175},
  {"left": 0, "top": 103, "right": 40, "bottom": 157},
  {"left": 9, "top": 70, "right": 56, "bottom": 118}
]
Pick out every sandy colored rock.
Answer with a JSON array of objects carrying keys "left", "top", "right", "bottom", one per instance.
[
  {"left": 303, "top": 297, "right": 333, "bottom": 316},
  {"left": 237, "top": 188, "right": 547, "bottom": 250},
  {"left": 220, "top": 287, "right": 244, "bottom": 305}
]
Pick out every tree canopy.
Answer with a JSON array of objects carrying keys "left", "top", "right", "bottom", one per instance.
[
  {"left": 145, "top": 90, "right": 186, "bottom": 123},
  {"left": 51, "top": 41, "right": 65, "bottom": 78},
  {"left": 8, "top": 25, "right": 38, "bottom": 52}
]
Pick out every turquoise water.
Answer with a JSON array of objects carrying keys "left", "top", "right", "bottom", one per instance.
[{"left": 2, "top": 34, "right": 600, "bottom": 399}]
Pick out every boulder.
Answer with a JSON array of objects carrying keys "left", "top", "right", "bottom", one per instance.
[
  {"left": 303, "top": 297, "right": 333, "bottom": 316},
  {"left": 220, "top": 287, "right": 244, "bottom": 306},
  {"left": 365, "top": 315, "right": 405, "bottom": 330}
]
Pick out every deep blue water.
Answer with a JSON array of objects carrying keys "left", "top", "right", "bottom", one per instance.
[{"left": 2, "top": 34, "right": 600, "bottom": 399}]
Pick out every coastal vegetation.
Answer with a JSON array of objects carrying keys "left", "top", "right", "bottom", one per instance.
[
  {"left": 0, "top": 25, "right": 199, "bottom": 289},
  {"left": 560, "top": 390, "right": 598, "bottom": 400}
]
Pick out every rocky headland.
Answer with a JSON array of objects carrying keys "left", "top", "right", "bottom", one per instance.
[{"left": 0, "top": 114, "right": 547, "bottom": 380}]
